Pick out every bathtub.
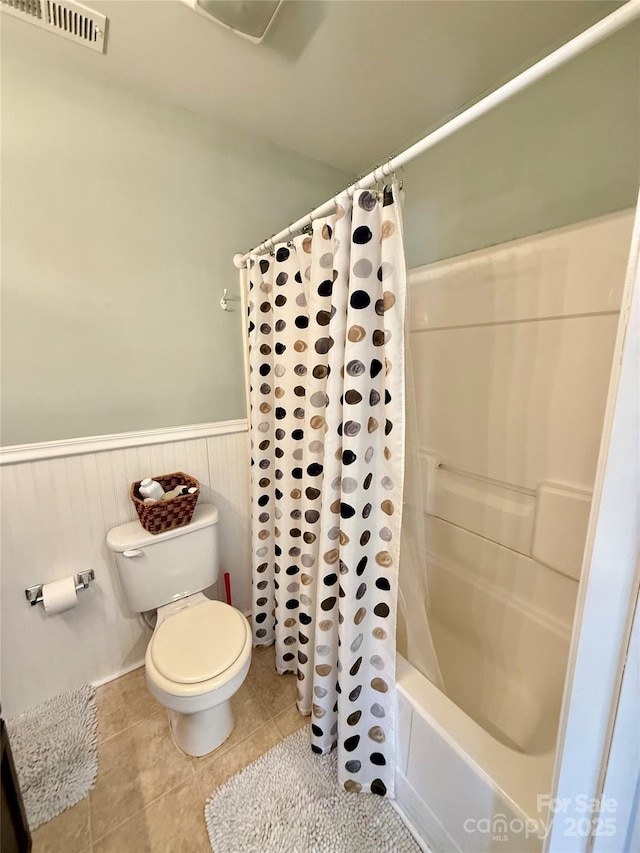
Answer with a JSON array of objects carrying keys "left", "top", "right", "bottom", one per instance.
[
  {"left": 395, "top": 656, "right": 553, "bottom": 853},
  {"left": 395, "top": 520, "right": 577, "bottom": 853}
]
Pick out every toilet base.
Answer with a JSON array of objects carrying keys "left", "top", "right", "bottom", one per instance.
[{"left": 168, "top": 700, "right": 234, "bottom": 757}]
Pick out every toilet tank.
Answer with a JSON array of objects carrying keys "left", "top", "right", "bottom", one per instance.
[{"left": 106, "top": 503, "right": 220, "bottom": 612}]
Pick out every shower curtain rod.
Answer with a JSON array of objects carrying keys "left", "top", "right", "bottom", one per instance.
[{"left": 233, "top": 0, "right": 640, "bottom": 269}]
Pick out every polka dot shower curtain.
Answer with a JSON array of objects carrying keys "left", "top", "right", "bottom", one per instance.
[{"left": 247, "top": 184, "right": 406, "bottom": 797}]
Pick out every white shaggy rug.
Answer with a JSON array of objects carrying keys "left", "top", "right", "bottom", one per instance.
[
  {"left": 7, "top": 684, "right": 98, "bottom": 830},
  {"left": 204, "top": 727, "right": 420, "bottom": 853}
]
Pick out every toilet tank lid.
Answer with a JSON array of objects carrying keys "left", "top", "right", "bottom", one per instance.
[{"left": 106, "top": 503, "right": 219, "bottom": 552}]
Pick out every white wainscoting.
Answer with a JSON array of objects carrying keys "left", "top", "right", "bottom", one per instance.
[{"left": 0, "top": 420, "right": 250, "bottom": 717}]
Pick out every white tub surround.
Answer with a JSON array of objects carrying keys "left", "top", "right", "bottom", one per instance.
[
  {"left": 425, "top": 520, "right": 574, "bottom": 756},
  {"left": 396, "top": 211, "right": 634, "bottom": 852}
]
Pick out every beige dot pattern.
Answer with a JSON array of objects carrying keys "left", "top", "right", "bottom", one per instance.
[{"left": 247, "top": 184, "right": 406, "bottom": 797}]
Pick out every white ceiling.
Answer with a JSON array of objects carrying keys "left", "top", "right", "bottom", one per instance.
[{"left": 3, "top": 0, "right": 625, "bottom": 173}]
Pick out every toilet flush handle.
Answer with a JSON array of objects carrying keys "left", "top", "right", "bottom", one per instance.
[{"left": 123, "top": 549, "right": 144, "bottom": 558}]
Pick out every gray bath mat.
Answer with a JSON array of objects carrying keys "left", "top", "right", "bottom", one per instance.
[
  {"left": 204, "top": 726, "right": 420, "bottom": 853},
  {"left": 7, "top": 684, "right": 98, "bottom": 830}
]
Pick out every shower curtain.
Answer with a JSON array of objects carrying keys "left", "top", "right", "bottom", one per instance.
[
  {"left": 247, "top": 185, "right": 406, "bottom": 796},
  {"left": 397, "top": 325, "right": 445, "bottom": 691}
]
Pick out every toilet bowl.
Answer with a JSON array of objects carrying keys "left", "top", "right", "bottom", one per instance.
[
  {"left": 145, "top": 594, "right": 252, "bottom": 756},
  {"left": 106, "top": 503, "right": 253, "bottom": 757}
]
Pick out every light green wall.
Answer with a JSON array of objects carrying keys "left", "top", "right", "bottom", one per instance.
[
  {"left": 0, "top": 38, "right": 349, "bottom": 445},
  {"left": 402, "top": 24, "right": 639, "bottom": 269},
  {"left": 3, "top": 21, "right": 637, "bottom": 445}
]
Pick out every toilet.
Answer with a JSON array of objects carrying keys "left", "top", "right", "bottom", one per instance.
[{"left": 106, "top": 503, "right": 252, "bottom": 757}]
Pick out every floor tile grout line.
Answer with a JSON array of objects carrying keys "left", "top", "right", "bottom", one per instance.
[
  {"left": 196, "top": 720, "right": 286, "bottom": 805},
  {"left": 194, "top": 716, "right": 289, "bottom": 786},
  {"left": 45, "top": 680, "right": 299, "bottom": 851},
  {"left": 97, "top": 707, "right": 164, "bottom": 746},
  {"left": 91, "top": 653, "right": 294, "bottom": 846},
  {"left": 87, "top": 789, "right": 94, "bottom": 851},
  {"left": 248, "top": 685, "right": 278, "bottom": 721},
  {"left": 98, "top": 688, "right": 294, "bottom": 741},
  {"left": 249, "top": 683, "right": 297, "bottom": 722},
  {"left": 246, "top": 654, "right": 297, "bottom": 716},
  {"left": 192, "top": 719, "right": 275, "bottom": 775},
  {"left": 275, "top": 700, "right": 300, "bottom": 717},
  {"left": 272, "top": 699, "right": 298, "bottom": 723},
  {"left": 91, "top": 774, "right": 192, "bottom": 847},
  {"left": 244, "top": 665, "right": 287, "bottom": 720},
  {"left": 92, "top": 711, "right": 192, "bottom": 844}
]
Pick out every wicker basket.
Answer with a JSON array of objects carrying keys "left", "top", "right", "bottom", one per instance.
[{"left": 130, "top": 471, "right": 200, "bottom": 534}]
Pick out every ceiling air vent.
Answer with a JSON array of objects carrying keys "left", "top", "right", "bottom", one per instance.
[{"left": 1, "top": 0, "right": 107, "bottom": 53}]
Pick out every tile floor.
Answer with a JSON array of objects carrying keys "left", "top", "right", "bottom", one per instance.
[{"left": 31, "top": 645, "right": 308, "bottom": 853}]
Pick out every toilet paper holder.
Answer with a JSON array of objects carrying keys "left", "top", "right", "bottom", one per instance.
[{"left": 25, "top": 569, "right": 95, "bottom": 606}]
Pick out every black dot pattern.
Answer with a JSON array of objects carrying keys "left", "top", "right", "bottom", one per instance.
[{"left": 247, "top": 186, "right": 405, "bottom": 797}]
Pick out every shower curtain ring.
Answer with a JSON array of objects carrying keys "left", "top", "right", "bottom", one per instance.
[
  {"left": 373, "top": 165, "right": 382, "bottom": 196},
  {"left": 351, "top": 175, "right": 364, "bottom": 198},
  {"left": 306, "top": 212, "right": 314, "bottom": 234}
]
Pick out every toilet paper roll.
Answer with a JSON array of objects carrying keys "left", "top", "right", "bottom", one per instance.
[{"left": 42, "top": 576, "right": 78, "bottom": 614}]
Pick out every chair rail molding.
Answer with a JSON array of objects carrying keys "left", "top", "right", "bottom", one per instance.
[{"left": 0, "top": 419, "right": 249, "bottom": 465}]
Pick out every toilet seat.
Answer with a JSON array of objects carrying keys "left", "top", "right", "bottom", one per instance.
[
  {"left": 150, "top": 600, "right": 248, "bottom": 685},
  {"left": 144, "top": 598, "right": 253, "bottom": 757}
]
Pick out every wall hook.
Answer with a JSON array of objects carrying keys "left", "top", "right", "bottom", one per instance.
[{"left": 220, "top": 288, "right": 229, "bottom": 311}]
